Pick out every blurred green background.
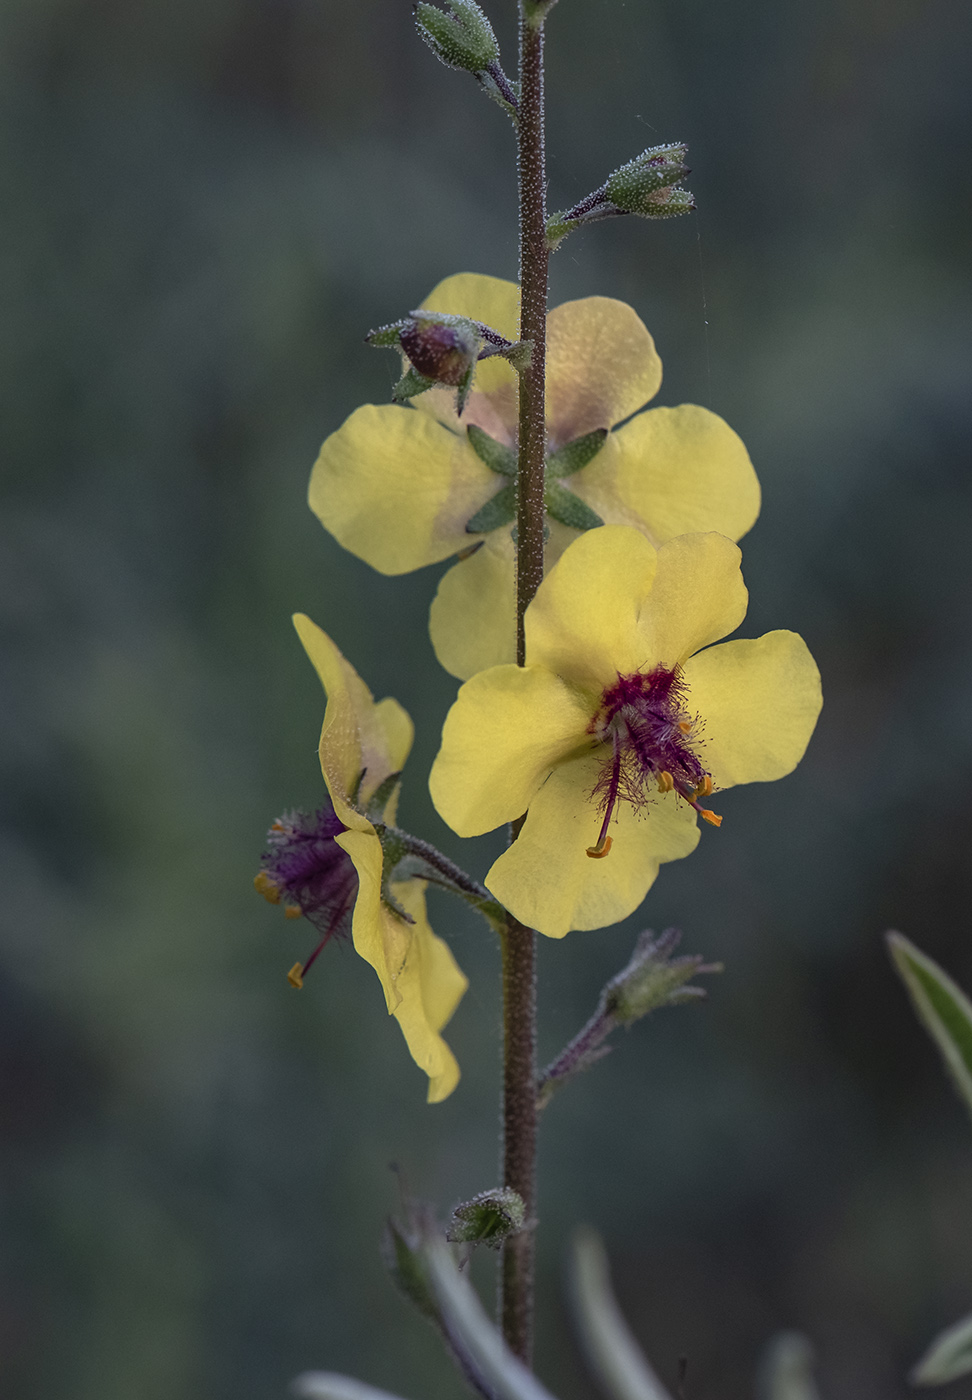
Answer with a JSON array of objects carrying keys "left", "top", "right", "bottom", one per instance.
[{"left": 2, "top": 0, "right": 972, "bottom": 1396}]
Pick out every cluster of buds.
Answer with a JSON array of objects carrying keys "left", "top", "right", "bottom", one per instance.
[
  {"left": 546, "top": 143, "right": 694, "bottom": 250},
  {"left": 414, "top": 0, "right": 519, "bottom": 120},
  {"left": 367, "top": 310, "right": 531, "bottom": 415}
]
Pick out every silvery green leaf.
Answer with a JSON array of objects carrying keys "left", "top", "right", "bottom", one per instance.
[
  {"left": 887, "top": 931, "right": 972, "bottom": 1122},
  {"left": 568, "top": 1228, "right": 673, "bottom": 1400},
  {"left": 292, "top": 1375, "right": 411, "bottom": 1400},
  {"left": 912, "top": 1312, "right": 972, "bottom": 1386},
  {"left": 423, "top": 1237, "right": 558, "bottom": 1400},
  {"left": 757, "top": 1333, "right": 821, "bottom": 1400}
]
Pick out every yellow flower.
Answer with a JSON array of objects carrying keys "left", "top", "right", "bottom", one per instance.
[
  {"left": 429, "top": 527, "right": 822, "bottom": 938},
  {"left": 310, "top": 272, "right": 761, "bottom": 679},
  {"left": 292, "top": 613, "right": 468, "bottom": 1102}
]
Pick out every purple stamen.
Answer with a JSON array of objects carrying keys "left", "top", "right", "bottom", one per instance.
[{"left": 258, "top": 803, "right": 359, "bottom": 976}]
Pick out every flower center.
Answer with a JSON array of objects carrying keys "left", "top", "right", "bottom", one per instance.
[
  {"left": 585, "top": 666, "right": 722, "bottom": 858},
  {"left": 255, "top": 805, "right": 359, "bottom": 986}
]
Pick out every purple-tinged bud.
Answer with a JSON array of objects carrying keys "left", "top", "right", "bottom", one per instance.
[
  {"left": 399, "top": 314, "right": 479, "bottom": 387},
  {"left": 255, "top": 804, "right": 358, "bottom": 987}
]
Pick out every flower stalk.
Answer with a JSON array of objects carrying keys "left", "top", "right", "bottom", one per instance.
[{"left": 500, "top": 0, "right": 550, "bottom": 1365}]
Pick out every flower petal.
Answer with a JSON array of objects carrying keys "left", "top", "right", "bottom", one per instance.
[
  {"left": 571, "top": 404, "right": 761, "bottom": 545},
  {"left": 637, "top": 533, "right": 748, "bottom": 668},
  {"left": 388, "top": 879, "right": 467, "bottom": 1103},
  {"left": 429, "top": 537, "right": 518, "bottom": 680},
  {"left": 485, "top": 752, "right": 700, "bottom": 937},
  {"left": 337, "top": 831, "right": 465, "bottom": 1102},
  {"left": 525, "top": 525, "right": 657, "bottom": 688},
  {"left": 293, "top": 614, "right": 413, "bottom": 827},
  {"left": 545, "top": 298, "right": 662, "bottom": 444},
  {"left": 681, "top": 631, "right": 822, "bottom": 789},
  {"left": 309, "top": 403, "right": 499, "bottom": 574},
  {"left": 429, "top": 665, "right": 592, "bottom": 836}
]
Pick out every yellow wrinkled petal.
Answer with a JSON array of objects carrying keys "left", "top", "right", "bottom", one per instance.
[
  {"left": 525, "top": 525, "right": 657, "bottom": 688},
  {"left": 429, "top": 665, "right": 592, "bottom": 837},
  {"left": 571, "top": 404, "right": 760, "bottom": 546},
  {"left": 545, "top": 297, "right": 662, "bottom": 444},
  {"left": 390, "top": 880, "right": 467, "bottom": 1103},
  {"left": 338, "top": 834, "right": 465, "bottom": 1102},
  {"left": 293, "top": 615, "right": 413, "bottom": 826},
  {"left": 309, "top": 403, "right": 497, "bottom": 574},
  {"left": 637, "top": 533, "right": 748, "bottom": 668},
  {"left": 485, "top": 752, "right": 700, "bottom": 937},
  {"left": 682, "top": 631, "right": 822, "bottom": 790},
  {"left": 429, "top": 538, "right": 518, "bottom": 680}
]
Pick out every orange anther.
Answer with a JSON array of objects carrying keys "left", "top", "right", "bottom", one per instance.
[
  {"left": 287, "top": 963, "right": 305, "bottom": 989},
  {"left": 254, "top": 871, "right": 282, "bottom": 904},
  {"left": 694, "top": 775, "right": 713, "bottom": 798},
  {"left": 678, "top": 720, "right": 693, "bottom": 734},
  {"left": 700, "top": 809, "right": 723, "bottom": 828},
  {"left": 657, "top": 771, "right": 675, "bottom": 794},
  {"left": 585, "top": 835, "right": 613, "bottom": 859},
  {"left": 270, "top": 821, "right": 284, "bottom": 831},
  {"left": 284, "top": 904, "right": 302, "bottom": 920}
]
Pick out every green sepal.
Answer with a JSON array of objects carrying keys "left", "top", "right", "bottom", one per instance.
[
  {"left": 888, "top": 931, "right": 972, "bottom": 1123},
  {"left": 465, "top": 483, "right": 516, "bottom": 534},
  {"left": 445, "top": 1188, "right": 525, "bottom": 1250},
  {"left": 373, "top": 824, "right": 415, "bottom": 924},
  {"left": 544, "top": 481, "right": 603, "bottom": 532},
  {"left": 455, "top": 363, "right": 475, "bottom": 417},
  {"left": 634, "top": 185, "right": 696, "bottom": 220},
  {"left": 545, "top": 428, "right": 608, "bottom": 479},
  {"left": 381, "top": 1217, "right": 440, "bottom": 1323},
  {"left": 912, "top": 1312, "right": 972, "bottom": 1386},
  {"left": 392, "top": 366, "right": 436, "bottom": 402},
  {"left": 467, "top": 424, "right": 517, "bottom": 476},
  {"left": 545, "top": 213, "right": 580, "bottom": 251},
  {"left": 362, "top": 770, "right": 402, "bottom": 824},
  {"left": 365, "top": 319, "right": 408, "bottom": 348}
]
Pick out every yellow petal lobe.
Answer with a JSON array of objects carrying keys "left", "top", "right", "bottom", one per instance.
[
  {"left": 571, "top": 404, "right": 760, "bottom": 545},
  {"left": 293, "top": 614, "right": 413, "bottom": 827},
  {"left": 309, "top": 404, "right": 496, "bottom": 574},
  {"left": 485, "top": 753, "right": 700, "bottom": 938},
  {"left": 429, "top": 539, "right": 518, "bottom": 681},
  {"left": 545, "top": 297, "right": 662, "bottom": 443},
  {"left": 429, "top": 665, "right": 592, "bottom": 837},
  {"left": 681, "top": 631, "right": 822, "bottom": 790},
  {"left": 637, "top": 533, "right": 748, "bottom": 668},
  {"left": 524, "top": 525, "right": 657, "bottom": 687}
]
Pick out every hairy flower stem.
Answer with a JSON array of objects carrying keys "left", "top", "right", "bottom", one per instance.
[
  {"left": 499, "top": 914, "right": 537, "bottom": 1362},
  {"left": 499, "top": 1, "right": 549, "bottom": 1367}
]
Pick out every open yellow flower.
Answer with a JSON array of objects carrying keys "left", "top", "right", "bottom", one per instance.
[
  {"left": 310, "top": 273, "right": 761, "bottom": 679},
  {"left": 429, "top": 527, "right": 822, "bottom": 938},
  {"left": 289, "top": 613, "right": 468, "bottom": 1102}
]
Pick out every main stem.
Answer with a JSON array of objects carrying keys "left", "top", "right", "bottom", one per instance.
[{"left": 500, "top": 1, "right": 549, "bottom": 1367}]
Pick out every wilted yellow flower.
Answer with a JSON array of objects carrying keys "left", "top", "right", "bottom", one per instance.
[
  {"left": 310, "top": 273, "right": 760, "bottom": 679},
  {"left": 283, "top": 614, "right": 467, "bottom": 1102},
  {"left": 429, "top": 528, "right": 822, "bottom": 938}
]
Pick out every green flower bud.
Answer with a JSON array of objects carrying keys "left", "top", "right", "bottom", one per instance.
[
  {"left": 413, "top": 0, "right": 499, "bottom": 74},
  {"left": 446, "top": 1187, "right": 526, "bottom": 1249},
  {"left": 605, "top": 143, "right": 694, "bottom": 219}
]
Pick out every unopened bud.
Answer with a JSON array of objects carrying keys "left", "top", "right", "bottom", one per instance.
[
  {"left": 605, "top": 143, "right": 694, "bottom": 220},
  {"left": 414, "top": 0, "right": 499, "bottom": 74},
  {"left": 446, "top": 1187, "right": 526, "bottom": 1250},
  {"left": 399, "top": 314, "right": 479, "bottom": 387}
]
